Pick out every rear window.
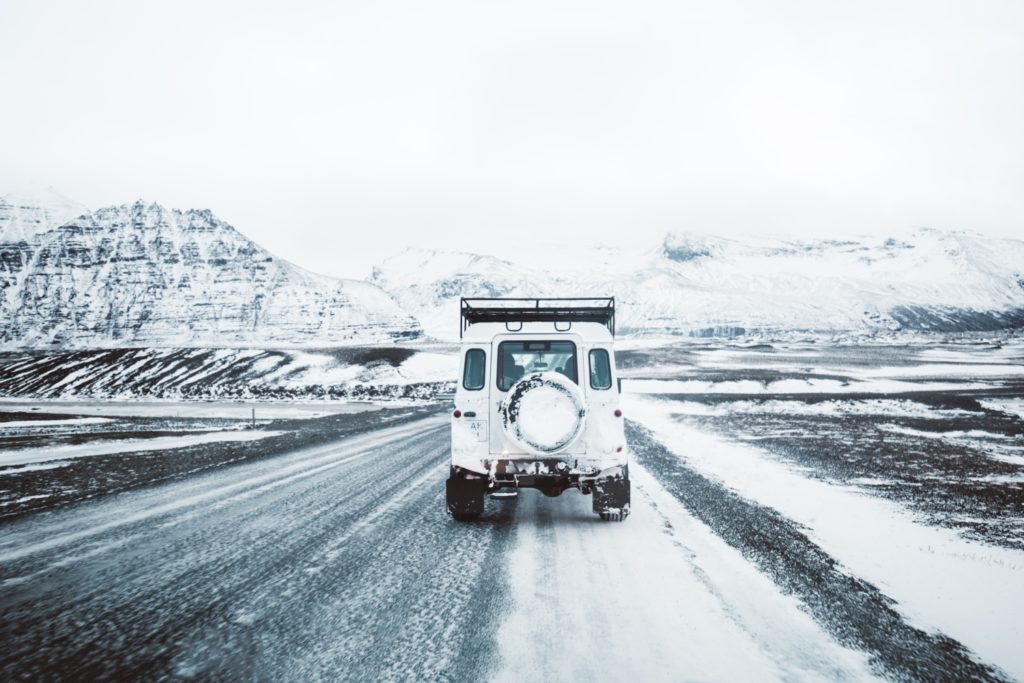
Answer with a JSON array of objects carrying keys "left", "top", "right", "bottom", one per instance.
[
  {"left": 589, "top": 348, "right": 612, "bottom": 390},
  {"left": 463, "top": 348, "right": 485, "bottom": 390},
  {"left": 497, "top": 340, "right": 577, "bottom": 391}
]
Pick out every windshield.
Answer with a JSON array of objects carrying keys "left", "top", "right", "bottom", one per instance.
[{"left": 497, "top": 340, "right": 577, "bottom": 391}]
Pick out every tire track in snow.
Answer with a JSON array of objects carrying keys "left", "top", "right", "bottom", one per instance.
[{"left": 493, "top": 475, "right": 877, "bottom": 682}]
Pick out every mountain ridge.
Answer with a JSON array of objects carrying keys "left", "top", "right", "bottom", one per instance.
[
  {"left": 5, "top": 190, "right": 1024, "bottom": 347},
  {"left": 0, "top": 198, "right": 421, "bottom": 348},
  {"left": 0, "top": 187, "right": 88, "bottom": 243},
  {"left": 369, "top": 229, "right": 1024, "bottom": 341}
]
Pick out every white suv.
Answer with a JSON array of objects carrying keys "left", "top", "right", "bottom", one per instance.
[{"left": 447, "top": 298, "right": 630, "bottom": 521}]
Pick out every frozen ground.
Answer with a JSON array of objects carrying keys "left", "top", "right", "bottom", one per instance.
[
  {"left": 0, "top": 346, "right": 457, "bottom": 401},
  {"left": 1, "top": 341, "right": 1022, "bottom": 681},
  {"left": 0, "top": 399, "right": 383, "bottom": 420},
  {"left": 0, "top": 430, "right": 283, "bottom": 468}
]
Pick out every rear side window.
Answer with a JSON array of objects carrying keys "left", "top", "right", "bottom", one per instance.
[
  {"left": 463, "top": 349, "right": 485, "bottom": 390},
  {"left": 589, "top": 348, "right": 612, "bottom": 390}
]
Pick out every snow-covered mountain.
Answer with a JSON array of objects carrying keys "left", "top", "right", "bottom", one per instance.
[
  {"left": 0, "top": 188, "right": 87, "bottom": 243},
  {"left": 370, "top": 231, "right": 1024, "bottom": 340},
  {"left": 1, "top": 199, "right": 420, "bottom": 348},
  {"left": 6, "top": 187, "right": 1023, "bottom": 347}
]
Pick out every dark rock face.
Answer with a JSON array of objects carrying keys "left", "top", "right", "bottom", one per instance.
[
  {"left": 888, "top": 306, "right": 1024, "bottom": 333},
  {"left": 663, "top": 244, "right": 712, "bottom": 262},
  {"left": 1, "top": 201, "right": 420, "bottom": 347}
]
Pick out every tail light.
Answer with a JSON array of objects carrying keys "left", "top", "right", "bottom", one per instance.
[{"left": 453, "top": 409, "right": 462, "bottom": 418}]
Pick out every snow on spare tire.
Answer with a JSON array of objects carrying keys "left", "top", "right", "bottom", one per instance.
[{"left": 500, "top": 372, "right": 586, "bottom": 454}]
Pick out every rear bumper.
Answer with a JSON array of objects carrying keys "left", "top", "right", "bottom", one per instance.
[{"left": 454, "top": 459, "right": 627, "bottom": 494}]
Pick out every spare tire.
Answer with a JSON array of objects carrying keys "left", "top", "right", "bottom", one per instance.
[{"left": 500, "top": 372, "right": 587, "bottom": 455}]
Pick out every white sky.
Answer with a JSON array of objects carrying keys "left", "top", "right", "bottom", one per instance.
[{"left": 1, "top": 0, "right": 1022, "bottom": 278}]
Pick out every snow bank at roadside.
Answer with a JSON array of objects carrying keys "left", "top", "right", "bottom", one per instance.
[
  {"left": 0, "top": 417, "right": 114, "bottom": 429},
  {"left": 626, "top": 395, "right": 1024, "bottom": 680},
  {"left": 0, "top": 431, "right": 282, "bottom": 467}
]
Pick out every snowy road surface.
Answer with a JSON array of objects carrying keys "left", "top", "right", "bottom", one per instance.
[{"left": 0, "top": 410, "right": 1018, "bottom": 681}]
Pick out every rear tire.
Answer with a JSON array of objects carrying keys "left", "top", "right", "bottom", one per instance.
[{"left": 447, "top": 467, "right": 486, "bottom": 521}]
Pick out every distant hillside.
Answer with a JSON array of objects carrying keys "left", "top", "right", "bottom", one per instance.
[
  {"left": 0, "top": 197, "right": 421, "bottom": 348},
  {"left": 370, "top": 231, "right": 1024, "bottom": 340}
]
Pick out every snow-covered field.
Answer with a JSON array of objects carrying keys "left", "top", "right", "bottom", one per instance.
[
  {"left": 625, "top": 376, "right": 995, "bottom": 394},
  {"left": 0, "top": 430, "right": 282, "bottom": 468},
  {"left": 0, "top": 340, "right": 1022, "bottom": 680},
  {"left": 0, "top": 399, "right": 382, "bottom": 420}
]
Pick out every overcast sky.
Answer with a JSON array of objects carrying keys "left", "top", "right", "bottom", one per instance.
[{"left": 2, "top": 0, "right": 1022, "bottom": 278}]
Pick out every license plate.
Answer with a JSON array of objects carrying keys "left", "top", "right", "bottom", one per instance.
[{"left": 467, "top": 420, "right": 487, "bottom": 442}]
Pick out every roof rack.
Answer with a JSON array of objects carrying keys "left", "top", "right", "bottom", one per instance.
[{"left": 460, "top": 297, "right": 615, "bottom": 338}]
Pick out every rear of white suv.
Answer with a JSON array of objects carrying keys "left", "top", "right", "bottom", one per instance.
[{"left": 447, "top": 298, "right": 630, "bottom": 521}]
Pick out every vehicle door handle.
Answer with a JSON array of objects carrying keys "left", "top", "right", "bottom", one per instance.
[{"left": 463, "top": 411, "right": 477, "bottom": 418}]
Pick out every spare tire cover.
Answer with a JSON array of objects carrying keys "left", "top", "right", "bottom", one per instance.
[{"left": 500, "top": 372, "right": 587, "bottom": 455}]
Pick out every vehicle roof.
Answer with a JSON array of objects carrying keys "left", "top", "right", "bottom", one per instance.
[{"left": 461, "top": 321, "right": 614, "bottom": 343}]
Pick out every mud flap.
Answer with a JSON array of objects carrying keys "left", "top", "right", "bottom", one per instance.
[
  {"left": 593, "top": 476, "right": 631, "bottom": 519},
  {"left": 446, "top": 470, "right": 486, "bottom": 519}
]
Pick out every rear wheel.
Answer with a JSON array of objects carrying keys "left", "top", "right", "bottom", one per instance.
[{"left": 446, "top": 467, "right": 487, "bottom": 521}]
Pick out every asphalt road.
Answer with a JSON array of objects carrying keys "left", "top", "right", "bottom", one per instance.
[
  {"left": 0, "top": 416, "right": 519, "bottom": 681},
  {"left": 0, "top": 412, "right": 1013, "bottom": 682}
]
